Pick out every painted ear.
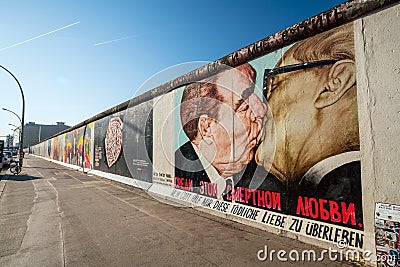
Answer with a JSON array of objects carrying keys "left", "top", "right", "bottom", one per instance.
[
  {"left": 314, "top": 60, "right": 356, "bottom": 109},
  {"left": 197, "top": 115, "right": 213, "bottom": 140}
]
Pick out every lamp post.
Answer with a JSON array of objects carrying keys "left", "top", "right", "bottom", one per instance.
[
  {"left": 9, "top": 123, "right": 20, "bottom": 148},
  {"left": 0, "top": 65, "right": 25, "bottom": 170}
]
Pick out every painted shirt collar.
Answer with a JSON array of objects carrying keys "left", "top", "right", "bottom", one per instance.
[
  {"left": 300, "top": 151, "right": 360, "bottom": 186},
  {"left": 191, "top": 142, "right": 230, "bottom": 199}
]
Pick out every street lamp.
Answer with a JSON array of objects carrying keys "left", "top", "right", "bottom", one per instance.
[
  {"left": 3, "top": 109, "right": 21, "bottom": 147},
  {"left": 0, "top": 65, "right": 25, "bottom": 170},
  {"left": 3, "top": 109, "right": 22, "bottom": 147},
  {"left": 2, "top": 108, "right": 22, "bottom": 123},
  {"left": 9, "top": 123, "right": 19, "bottom": 128},
  {"left": 9, "top": 123, "right": 20, "bottom": 148}
]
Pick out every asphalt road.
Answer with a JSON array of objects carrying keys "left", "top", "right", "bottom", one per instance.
[{"left": 0, "top": 156, "right": 357, "bottom": 266}]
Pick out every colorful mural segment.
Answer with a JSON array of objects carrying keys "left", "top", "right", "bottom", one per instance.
[{"left": 83, "top": 123, "right": 93, "bottom": 169}]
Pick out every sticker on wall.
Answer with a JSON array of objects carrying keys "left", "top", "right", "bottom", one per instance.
[
  {"left": 374, "top": 203, "right": 400, "bottom": 266},
  {"left": 105, "top": 117, "right": 123, "bottom": 167}
]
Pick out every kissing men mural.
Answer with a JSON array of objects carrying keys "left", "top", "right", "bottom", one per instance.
[{"left": 173, "top": 23, "right": 363, "bottom": 247}]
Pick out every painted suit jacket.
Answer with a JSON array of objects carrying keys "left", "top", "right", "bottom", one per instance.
[{"left": 175, "top": 141, "right": 211, "bottom": 194}]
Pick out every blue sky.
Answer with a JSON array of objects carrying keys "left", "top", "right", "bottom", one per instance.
[{"left": 0, "top": 0, "right": 345, "bottom": 142}]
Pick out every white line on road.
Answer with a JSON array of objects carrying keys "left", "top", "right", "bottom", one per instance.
[
  {"left": 2, "top": 180, "right": 64, "bottom": 266},
  {"left": 63, "top": 171, "right": 83, "bottom": 183},
  {"left": 95, "top": 186, "right": 194, "bottom": 237},
  {"left": 35, "top": 169, "right": 44, "bottom": 178},
  {"left": 47, "top": 180, "right": 66, "bottom": 267}
]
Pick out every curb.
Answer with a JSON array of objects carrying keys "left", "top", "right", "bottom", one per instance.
[{"left": 0, "top": 179, "right": 6, "bottom": 200}]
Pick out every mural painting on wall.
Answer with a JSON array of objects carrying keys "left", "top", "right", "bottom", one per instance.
[
  {"left": 93, "top": 114, "right": 131, "bottom": 177},
  {"left": 78, "top": 127, "right": 85, "bottom": 167},
  {"left": 105, "top": 117, "right": 123, "bottom": 167},
  {"left": 47, "top": 139, "right": 52, "bottom": 158},
  {"left": 63, "top": 127, "right": 84, "bottom": 166},
  {"left": 52, "top": 135, "right": 64, "bottom": 162},
  {"left": 83, "top": 123, "right": 93, "bottom": 169},
  {"left": 94, "top": 117, "right": 109, "bottom": 172},
  {"left": 30, "top": 19, "right": 364, "bottom": 250},
  {"left": 94, "top": 143, "right": 102, "bottom": 168},
  {"left": 64, "top": 132, "right": 73, "bottom": 164},
  {"left": 172, "top": 23, "right": 363, "bottom": 249},
  {"left": 52, "top": 136, "right": 59, "bottom": 160}
]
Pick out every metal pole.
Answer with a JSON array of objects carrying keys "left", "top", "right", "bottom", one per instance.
[{"left": 0, "top": 65, "right": 25, "bottom": 168}]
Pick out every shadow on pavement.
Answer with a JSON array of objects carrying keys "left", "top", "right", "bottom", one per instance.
[{"left": 0, "top": 173, "right": 41, "bottom": 181}]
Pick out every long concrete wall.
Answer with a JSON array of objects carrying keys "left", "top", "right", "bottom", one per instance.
[{"left": 31, "top": 1, "right": 400, "bottom": 265}]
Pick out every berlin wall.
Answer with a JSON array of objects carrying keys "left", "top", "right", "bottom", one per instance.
[{"left": 31, "top": 0, "right": 400, "bottom": 265}]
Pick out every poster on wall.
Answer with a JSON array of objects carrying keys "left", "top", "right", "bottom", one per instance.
[
  {"left": 375, "top": 203, "right": 400, "bottom": 266},
  {"left": 171, "top": 22, "right": 363, "bottom": 248}
]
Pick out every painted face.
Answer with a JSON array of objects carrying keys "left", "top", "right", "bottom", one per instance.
[
  {"left": 256, "top": 55, "right": 326, "bottom": 182},
  {"left": 204, "top": 68, "right": 267, "bottom": 177}
]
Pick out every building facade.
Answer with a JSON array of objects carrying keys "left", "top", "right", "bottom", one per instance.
[{"left": 21, "top": 122, "right": 70, "bottom": 148}]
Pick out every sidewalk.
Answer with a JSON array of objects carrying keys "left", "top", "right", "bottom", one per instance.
[{"left": 0, "top": 156, "right": 359, "bottom": 266}]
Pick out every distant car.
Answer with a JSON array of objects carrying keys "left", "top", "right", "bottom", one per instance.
[
  {"left": 2, "top": 151, "right": 12, "bottom": 166},
  {"left": 7, "top": 149, "right": 17, "bottom": 156}
]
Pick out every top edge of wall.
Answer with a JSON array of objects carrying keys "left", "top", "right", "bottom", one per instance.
[{"left": 39, "top": 0, "right": 399, "bottom": 143}]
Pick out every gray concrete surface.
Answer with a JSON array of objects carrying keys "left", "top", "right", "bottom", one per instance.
[
  {"left": 354, "top": 2, "right": 400, "bottom": 260},
  {"left": 0, "top": 156, "right": 358, "bottom": 266}
]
